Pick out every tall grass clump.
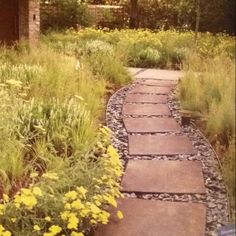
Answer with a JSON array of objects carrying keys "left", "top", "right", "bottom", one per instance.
[
  {"left": 42, "top": 32, "right": 132, "bottom": 86},
  {"left": 179, "top": 52, "right": 235, "bottom": 220},
  {"left": 0, "top": 42, "right": 125, "bottom": 235}
]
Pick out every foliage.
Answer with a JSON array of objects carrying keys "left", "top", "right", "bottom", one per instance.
[
  {"left": 44, "top": 29, "right": 235, "bottom": 69},
  {"left": 86, "top": 0, "right": 235, "bottom": 34},
  {"left": 40, "top": 0, "right": 93, "bottom": 32},
  {"left": 0, "top": 41, "right": 128, "bottom": 235},
  {"left": 179, "top": 52, "right": 235, "bottom": 219},
  {"left": 222, "top": 142, "right": 236, "bottom": 221},
  {"left": 42, "top": 32, "right": 132, "bottom": 85}
]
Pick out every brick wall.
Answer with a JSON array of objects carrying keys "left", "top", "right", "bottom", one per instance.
[
  {"left": 19, "top": 0, "right": 40, "bottom": 45},
  {"left": 87, "top": 5, "right": 124, "bottom": 26}
]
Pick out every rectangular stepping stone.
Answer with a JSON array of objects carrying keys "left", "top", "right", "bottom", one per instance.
[
  {"left": 135, "top": 68, "right": 183, "bottom": 80},
  {"left": 123, "top": 117, "right": 181, "bottom": 133},
  {"left": 123, "top": 104, "right": 171, "bottom": 116},
  {"left": 129, "top": 135, "right": 196, "bottom": 155},
  {"left": 95, "top": 199, "right": 206, "bottom": 236},
  {"left": 130, "top": 85, "right": 171, "bottom": 94},
  {"left": 125, "top": 94, "right": 167, "bottom": 104},
  {"left": 121, "top": 160, "right": 205, "bottom": 193},
  {"left": 138, "top": 79, "right": 177, "bottom": 87}
]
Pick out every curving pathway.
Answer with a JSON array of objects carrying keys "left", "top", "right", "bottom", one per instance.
[{"left": 95, "top": 68, "right": 229, "bottom": 236}]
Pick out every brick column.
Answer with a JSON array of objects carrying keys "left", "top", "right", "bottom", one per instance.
[{"left": 19, "top": 0, "right": 40, "bottom": 45}]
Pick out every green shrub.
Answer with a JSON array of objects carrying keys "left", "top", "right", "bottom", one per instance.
[{"left": 41, "top": 0, "right": 92, "bottom": 32}]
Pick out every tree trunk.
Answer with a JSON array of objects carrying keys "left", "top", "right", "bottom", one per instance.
[
  {"left": 129, "top": 0, "right": 138, "bottom": 29},
  {"left": 194, "top": 0, "right": 201, "bottom": 43}
]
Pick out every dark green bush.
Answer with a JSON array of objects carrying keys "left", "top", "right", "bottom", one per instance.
[{"left": 40, "top": 0, "right": 92, "bottom": 32}]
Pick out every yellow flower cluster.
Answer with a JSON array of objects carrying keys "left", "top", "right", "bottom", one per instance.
[
  {"left": 0, "top": 126, "right": 123, "bottom": 235},
  {"left": 13, "top": 186, "right": 42, "bottom": 210},
  {"left": 0, "top": 225, "right": 11, "bottom": 236},
  {"left": 43, "top": 225, "right": 62, "bottom": 236}
]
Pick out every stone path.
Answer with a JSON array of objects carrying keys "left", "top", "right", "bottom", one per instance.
[{"left": 96, "top": 68, "right": 208, "bottom": 236}]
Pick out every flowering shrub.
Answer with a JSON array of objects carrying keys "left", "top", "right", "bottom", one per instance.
[{"left": 0, "top": 127, "right": 123, "bottom": 235}]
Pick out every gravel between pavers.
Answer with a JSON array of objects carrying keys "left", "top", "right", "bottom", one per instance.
[{"left": 106, "top": 83, "right": 230, "bottom": 236}]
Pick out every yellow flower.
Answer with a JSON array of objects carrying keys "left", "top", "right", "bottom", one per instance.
[
  {"left": 30, "top": 172, "right": 38, "bottom": 178},
  {"left": 104, "top": 195, "right": 117, "bottom": 208},
  {"left": 71, "top": 199, "right": 84, "bottom": 210},
  {"left": 64, "top": 191, "right": 77, "bottom": 201},
  {"left": 32, "top": 187, "right": 43, "bottom": 196},
  {"left": 0, "top": 225, "right": 11, "bottom": 236},
  {"left": 90, "top": 204, "right": 101, "bottom": 214},
  {"left": 61, "top": 211, "right": 70, "bottom": 221},
  {"left": 0, "top": 204, "right": 5, "bottom": 215},
  {"left": 42, "top": 173, "right": 59, "bottom": 180},
  {"left": 76, "top": 186, "right": 87, "bottom": 199},
  {"left": 65, "top": 203, "right": 71, "bottom": 210},
  {"left": 14, "top": 193, "right": 37, "bottom": 210},
  {"left": 33, "top": 225, "right": 41, "bottom": 231},
  {"left": 67, "top": 213, "right": 79, "bottom": 230},
  {"left": 3, "top": 194, "right": 9, "bottom": 203},
  {"left": 45, "top": 216, "right": 51, "bottom": 222},
  {"left": 117, "top": 210, "right": 124, "bottom": 220},
  {"left": 49, "top": 225, "right": 62, "bottom": 234},
  {"left": 98, "top": 211, "right": 110, "bottom": 224},
  {"left": 21, "top": 196, "right": 37, "bottom": 209},
  {"left": 71, "top": 232, "right": 84, "bottom": 236}
]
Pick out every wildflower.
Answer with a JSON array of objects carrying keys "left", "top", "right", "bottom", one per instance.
[
  {"left": 99, "top": 211, "right": 110, "bottom": 224},
  {"left": 32, "top": 187, "right": 43, "bottom": 196},
  {"left": 104, "top": 195, "right": 117, "bottom": 208},
  {"left": 30, "top": 172, "right": 38, "bottom": 178},
  {"left": 33, "top": 225, "right": 41, "bottom": 231},
  {"left": 71, "top": 199, "right": 84, "bottom": 210},
  {"left": 65, "top": 203, "right": 72, "bottom": 210},
  {"left": 117, "top": 210, "right": 124, "bottom": 220},
  {"left": 64, "top": 191, "right": 77, "bottom": 201},
  {"left": 3, "top": 194, "right": 9, "bottom": 203},
  {"left": 42, "top": 173, "right": 59, "bottom": 180},
  {"left": 76, "top": 186, "right": 87, "bottom": 199},
  {"left": 45, "top": 216, "right": 51, "bottom": 222},
  {"left": 0, "top": 204, "right": 5, "bottom": 215},
  {"left": 49, "top": 225, "right": 62, "bottom": 234},
  {"left": 71, "top": 232, "right": 84, "bottom": 236},
  {"left": 0, "top": 225, "right": 11, "bottom": 236},
  {"left": 14, "top": 191, "right": 37, "bottom": 210},
  {"left": 67, "top": 213, "right": 79, "bottom": 230}
]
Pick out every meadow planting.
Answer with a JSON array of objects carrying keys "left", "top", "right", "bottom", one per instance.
[{"left": 0, "top": 28, "right": 235, "bottom": 234}]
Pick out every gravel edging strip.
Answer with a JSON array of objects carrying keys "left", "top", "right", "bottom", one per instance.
[{"left": 106, "top": 82, "right": 230, "bottom": 236}]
